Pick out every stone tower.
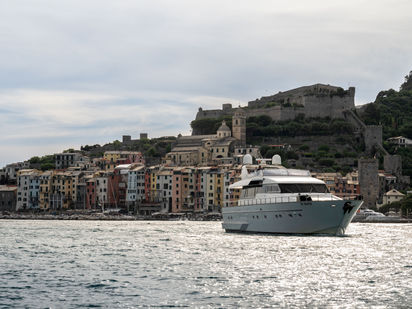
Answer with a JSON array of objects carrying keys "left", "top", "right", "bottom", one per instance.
[
  {"left": 232, "top": 110, "right": 246, "bottom": 146},
  {"left": 384, "top": 155, "right": 402, "bottom": 178},
  {"left": 364, "top": 125, "right": 383, "bottom": 155},
  {"left": 358, "top": 158, "right": 379, "bottom": 209}
]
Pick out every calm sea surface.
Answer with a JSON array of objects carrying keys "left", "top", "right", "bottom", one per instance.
[{"left": 0, "top": 220, "right": 411, "bottom": 308}]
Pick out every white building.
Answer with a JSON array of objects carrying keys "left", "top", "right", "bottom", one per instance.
[
  {"left": 126, "top": 165, "right": 146, "bottom": 207},
  {"left": 156, "top": 169, "right": 173, "bottom": 213},
  {"left": 383, "top": 189, "right": 405, "bottom": 206},
  {"left": 96, "top": 173, "right": 109, "bottom": 209},
  {"left": 55, "top": 153, "right": 90, "bottom": 169},
  {"left": 5, "top": 162, "right": 30, "bottom": 182},
  {"left": 17, "top": 169, "right": 41, "bottom": 210},
  {"left": 387, "top": 136, "right": 412, "bottom": 148}
]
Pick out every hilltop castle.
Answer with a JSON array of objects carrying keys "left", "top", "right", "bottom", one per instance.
[{"left": 193, "top": 84, "right": 355, "bottom": 134}]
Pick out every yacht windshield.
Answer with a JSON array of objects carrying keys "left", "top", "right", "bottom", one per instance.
[{"left": 278, "top": 183, "right": 329, "bottom": 193}]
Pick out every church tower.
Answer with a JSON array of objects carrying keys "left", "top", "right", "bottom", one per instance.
[{"left": 232, "top": 110, "right": 246, "bottom": 146}]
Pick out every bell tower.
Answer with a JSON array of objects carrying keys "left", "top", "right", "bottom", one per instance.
[{"left": 232, "top": 109, "right": 246, "bottom": 146}]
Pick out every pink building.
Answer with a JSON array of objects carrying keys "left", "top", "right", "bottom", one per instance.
[{"left": 86, "top": 178, "right": 96, "bottom": 209}]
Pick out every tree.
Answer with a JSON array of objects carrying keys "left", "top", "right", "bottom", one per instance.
[
  {"left": 318, "top": 145, "right": 330, "bottom": 152},
  {"left": 191, "top": 118, "right": 220, "bottom": 135},
  {"left": 400, "top": 194, "right": 412, "bottom": 217},
  {"left": 260, "top": 145, "right": 270, "bottom": 157},
  {"left": 63, "top": 148, "right": 75, "bottom": 153},
  {"left": 40, "top": 163, "right": 55, "bottom": 171},
  {"left": 378, "top": 194, "right": 412, "bottom": 218},
  {"left": 400, "top": 70, "right": 412, "bottom": 91},
  {"left": 112, "top": 140, "right": 122, "bottom": 150},
  {"left": 147, "top": 146, "right": 158, "bottom": 157},
  {"left": 362, "top": 104, "right": 380, "bottom": 125},
  {"left": 29, "top": 156, "right": 41, "bottom": 164}
]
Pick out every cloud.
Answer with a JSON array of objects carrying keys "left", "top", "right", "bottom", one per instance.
[
  {"left": 1, "top": 0, "right": 412, "bottom": 166},
  {"left": 0, "top": 88, "right": 241, "bottom": 166}
]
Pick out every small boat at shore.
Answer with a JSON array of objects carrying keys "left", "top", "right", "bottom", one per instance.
[{"left": 222, "top": 155, "right": 363, "bottom": 235}]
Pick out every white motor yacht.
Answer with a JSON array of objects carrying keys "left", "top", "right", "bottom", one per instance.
[{"left": 222, "top": 155, "right": 363, "bottom": 235}]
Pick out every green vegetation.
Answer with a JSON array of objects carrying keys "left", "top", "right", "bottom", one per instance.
[
  {"left": 246, "top": 116, "right": 353, "bottom": 138},
  {"left": 259, "top": 146, "right": 299, "bottom": 163},
  {"left": 377, "top": 194, "right": 412, "bottom": 218},
  {"left": 318, "top": 158, "right": 335, "bottom": 167},
  {"left": 360, "top": 73, "right": 412, "bottom": 140},
  {"left": 318, "top": 145, "right": 330, "bottom": 152},
  {"left": 190, "top": 116, "right": 233, "bottom": 135},
  {"left": 400, "top": 70, "right": 412, "bottom": 91},
  {"left": 81, "top": 144, "right": 101, "bottom": 152},
  {"left": 29, "top": 155, "right": 55, "bottom": 171},
  {"left": 265, "top": 101, "right": 280, "bottom": 108},
  {"left": 79, "top": 137, "right": 176, "bottom": 163},
  {"left": 397, "top": 147, "right": 412, "bottom": 178},
  {"left": 330, "top": 87, "right": 349, "bottom": 97},
  {"left": 62, "top": 148, "right": 76, "bottom": 153},
  {"left": 359, "top": 70, "right": 412, "bottom": 177}
]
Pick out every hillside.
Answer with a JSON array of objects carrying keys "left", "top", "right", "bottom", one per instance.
[
  {"left": 190, "top": 70, "right": 412, "bottom": 176},
  {"left": 80, "top": 137, "right": 176, "bottom": 164},
  {"left": 25, "top": 137, "right": 176, "bottom": 172},
  {"left": 359, "top": 71, "right": 412, "bottom": 140},
  {"left": 191, "top": 114, "right": 361, "bottom": 173},
  {"left": 357, "top": 70, "right": 412, "bottom": 177}
]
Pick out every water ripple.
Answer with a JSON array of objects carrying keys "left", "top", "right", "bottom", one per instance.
[{"left": 0, "top": 220, "right": 411, "bottom": 308}]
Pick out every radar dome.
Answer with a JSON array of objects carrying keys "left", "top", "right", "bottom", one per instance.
[
  {"left": 272, "top": 154, "right": 281, "bottom": 165},
  {"left": 243, "top": 154, "right": 253, "bottom": 165}
]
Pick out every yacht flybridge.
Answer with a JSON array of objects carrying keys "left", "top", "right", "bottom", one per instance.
[{"left": 221, "top": 155, "right": 362, "bottom": 235}]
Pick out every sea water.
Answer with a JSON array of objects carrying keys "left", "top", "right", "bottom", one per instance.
[{"left": 0, "top": 220, "right": 411, "bottom": 308}]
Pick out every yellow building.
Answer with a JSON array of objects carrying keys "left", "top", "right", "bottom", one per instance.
[
  {"left": 104, "top": 152, "right": 122, "bottom": 162},
  {"left": 103, "top": 151, "right": 145, "bottom": 164},
  {"left": 213, "top": 172, "right": 224, "bottom": 210},
  {"left": 39, "top": 171, "right": 53, "bottom": 210}
]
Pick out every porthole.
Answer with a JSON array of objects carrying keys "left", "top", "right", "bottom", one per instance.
[
  {"left": 264, "top": 215, "right": 267, "bottom": 219},
  {"left": 289, "top": 214, "right": 293, "bottom": 217},
  {"left": 298, "top": 214, "right": 302, "bottom": 217}
]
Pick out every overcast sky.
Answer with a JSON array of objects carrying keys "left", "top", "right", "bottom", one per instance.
[{"left": 1, "top": 0, "right": 412, "bottom": 167}]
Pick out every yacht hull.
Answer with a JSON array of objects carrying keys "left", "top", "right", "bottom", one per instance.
[{"left": 222, "top": 200, "right": 362, "bottom": 235}]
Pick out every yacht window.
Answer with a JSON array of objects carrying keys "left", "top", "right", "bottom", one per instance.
[
  {"left": 263, "top": 184, "right": 280, "bottom": 193},
  {"left": 278, "top": 183, "right": 329, "bottom": 193},
  {"left": 255, "top": 187, "right": 264, "bottom": 194},
  {"left": 244, "top": 180, "right": 263, "bottom": 188},
  {"left": 241, "top": 188, "right": 256, "bottom": 198}
]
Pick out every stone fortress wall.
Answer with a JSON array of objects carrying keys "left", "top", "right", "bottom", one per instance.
[{"left": 195, "top": 84, "right": 356, "bottom": 122}]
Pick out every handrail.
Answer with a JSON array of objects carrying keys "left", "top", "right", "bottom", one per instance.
[{"left": 229, "top": 194, "right": 361, "bottom": 207}]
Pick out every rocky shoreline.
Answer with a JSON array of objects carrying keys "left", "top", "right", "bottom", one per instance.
[{"left": 0, "top": 211, "right": 222, "bottom": 221}]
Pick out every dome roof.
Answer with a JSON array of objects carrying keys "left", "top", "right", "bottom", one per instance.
[{"left": 217, "top": 120, "right": 231, "bottom": 132}]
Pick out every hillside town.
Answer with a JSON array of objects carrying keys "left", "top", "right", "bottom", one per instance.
[
  {"left": 1, "top": 84, "right": 412, "bottom": 218},
  {"left": 0, "top": 116, "right": 410, "bottom": 218}
]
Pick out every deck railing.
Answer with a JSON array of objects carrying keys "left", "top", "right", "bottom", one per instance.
[{"left": 229, "top": 194, "right": 361, "bottom": 207}]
